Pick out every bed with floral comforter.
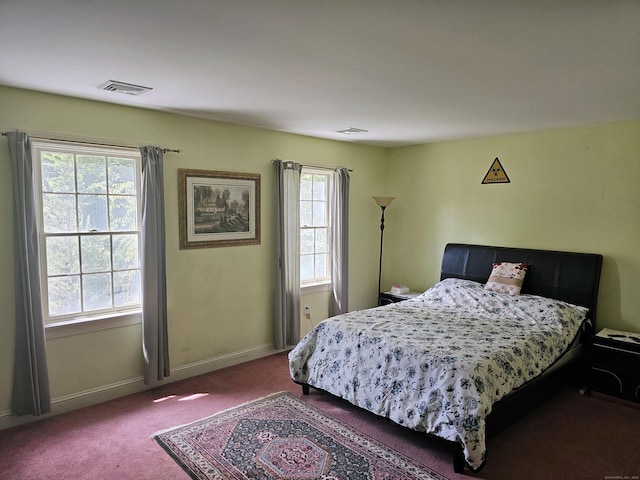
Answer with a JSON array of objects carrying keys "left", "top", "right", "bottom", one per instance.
[{"left": 288, "top": 278, "right": 589, "bottom": 471}]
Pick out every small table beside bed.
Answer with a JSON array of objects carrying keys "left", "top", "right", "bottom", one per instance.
[{"left": 288, "top": 243, "right": 603, "bottom": 473}]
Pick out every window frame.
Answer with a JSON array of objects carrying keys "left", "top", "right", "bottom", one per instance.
[
  {"left": 299, "top": 167, "right": 332, "bottom": 289},
  {"left": 32, "top": 139, "right": 143, "bottom": 332}
]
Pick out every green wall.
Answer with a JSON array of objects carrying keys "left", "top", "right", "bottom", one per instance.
[
  {"left": 1, "top": 85, "right": 638, "bottom": 427},
  {"left": 0, "top": 86, "right": 386, "bottom": 424},
  {"left": 383, "top": 121, "right": 640, "bottom": 333}
]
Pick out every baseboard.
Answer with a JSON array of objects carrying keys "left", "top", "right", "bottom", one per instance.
[
  {"left": 0, "top": 343, "right": 281, "bottom": 430},
  {"left": 170, "top": 344, "right": 281, "bottom": 379}
]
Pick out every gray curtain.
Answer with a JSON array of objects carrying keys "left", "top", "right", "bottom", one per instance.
[
  {"left": 139, "top": 146, "right": 169, "bottom": 385},
  {"left": 274, "top": 159, "right": 302, "bottom": 350},
  {"left": 329, "top": 168, "right": 350, "bottom": 316},
  {"left": 7, "top": 131, "right": 51, "bottom": 416}
]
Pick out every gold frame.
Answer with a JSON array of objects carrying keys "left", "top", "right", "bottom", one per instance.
[{"left": 178, "top": 168, "right": 261, "bottom": 249}]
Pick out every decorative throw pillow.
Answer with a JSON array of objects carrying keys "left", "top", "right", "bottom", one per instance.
[{"left": 484, "top": 262, "right": 529, "bottom": 295}]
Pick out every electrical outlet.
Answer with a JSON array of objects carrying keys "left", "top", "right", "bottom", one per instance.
[{"left": 304, "top": 306, "right": 311, "bottom": 319}]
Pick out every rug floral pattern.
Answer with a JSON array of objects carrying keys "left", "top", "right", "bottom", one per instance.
[{"left": 154, "top": 391, "right": 448, "bottom": 480}]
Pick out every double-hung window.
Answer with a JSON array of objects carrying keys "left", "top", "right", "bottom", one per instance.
[
  {"left": 300, "top": 168, "right": 331, "bottom": 287},
  {"left": 33, "top": 140, "right": 142, "bottom": 327}
]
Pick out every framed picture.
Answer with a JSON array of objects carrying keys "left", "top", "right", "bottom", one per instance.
[{"left": 178, "top": 169, "right": 260, "bottom": 249}]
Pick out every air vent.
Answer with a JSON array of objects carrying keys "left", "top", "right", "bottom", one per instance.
[
  {"left": 97, "top": 80, "right": 152, "bottom": 96},
  {"left": 337, "top": 127, "right": 368, "bottom": 135}
]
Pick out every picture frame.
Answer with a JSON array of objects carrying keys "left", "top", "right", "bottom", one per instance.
[{"left": 178, "top": 169, "right": 260, "bottom": 249}]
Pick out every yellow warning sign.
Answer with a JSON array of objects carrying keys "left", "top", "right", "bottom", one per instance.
[{"left": 482, "top": 158, "right": 510, "bottom": 184}]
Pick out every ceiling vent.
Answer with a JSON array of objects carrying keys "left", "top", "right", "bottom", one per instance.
[
  {"left": 97, "top": 80, "right": 152, "bottom": 96},
  {"left": 337, "top": 127, "right": 368, "bottom": 135}
]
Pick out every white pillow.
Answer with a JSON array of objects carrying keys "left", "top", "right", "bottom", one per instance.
[{"left": 484, "top": 262, "right": 528, "bottom": 295}]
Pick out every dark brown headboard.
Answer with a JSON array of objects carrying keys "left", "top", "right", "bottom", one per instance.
[{"left": 440, "top": 243, "right": 603, "bottom": 328}]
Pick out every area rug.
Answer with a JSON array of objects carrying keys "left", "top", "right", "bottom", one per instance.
[{"left": 153, "top": 391, "right": 448, "bottom": 480}]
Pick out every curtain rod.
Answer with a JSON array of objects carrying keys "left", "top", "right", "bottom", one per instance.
[
  {"left": 2, "top": 130, "right": 181, "bottom": 154},
  {"left": 271, "top": 159, "right": 353, "bottom": 172}
]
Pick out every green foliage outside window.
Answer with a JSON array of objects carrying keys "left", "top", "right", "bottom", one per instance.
[
  {"left": 300, "top": 171, "right": 330, "bottom": 284},
  {"left": 37, "top": 145, "right": 141, "bottom": 321}
]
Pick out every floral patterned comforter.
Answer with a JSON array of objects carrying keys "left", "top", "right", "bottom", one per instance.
[{"left": 288, "top": 278, "right": 588, "bottom": 470}]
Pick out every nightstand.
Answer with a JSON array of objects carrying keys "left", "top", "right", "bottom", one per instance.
[
  {"left": 378, "top": 291, "right": 421, "bottom": 306},
  {"left": 590, "top": 328, "right": 640, "bottom": 403}
]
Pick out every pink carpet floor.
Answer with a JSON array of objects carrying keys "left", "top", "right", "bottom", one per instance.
[{"left": 1, "top": 351, "right": 639, "bottom": 479}]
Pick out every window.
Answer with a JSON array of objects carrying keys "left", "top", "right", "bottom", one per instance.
[
  {"left": 300, "top": 169, "right": 331, "bottom": 286},
  {"left": 33, "top": 140, "right": 142, "bottom": 325}
]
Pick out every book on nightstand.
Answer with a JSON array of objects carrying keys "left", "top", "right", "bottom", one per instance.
[{"left": 595, "top": 328, "right": 640, "bottom": 352}]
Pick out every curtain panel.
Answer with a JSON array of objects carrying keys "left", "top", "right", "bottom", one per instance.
[
  {"left": 6, "top": 131, "right": 51, "bottom": 416},
  {"left": 139, "top": 146, "right": 170, "bottom": 384},
  {"left": 274, "top": 160, "right": 302, "bottom": 350},
  {"left": 329, "top": 168, "right": 350, "bottom": 316}
]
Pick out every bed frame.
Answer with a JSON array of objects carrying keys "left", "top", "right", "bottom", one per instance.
[
  {"left": 302, "top": 243, "right": 604, "bottom": 473},
  {"left": 443, "top": 243, "right": 603, "bottom": 471}
]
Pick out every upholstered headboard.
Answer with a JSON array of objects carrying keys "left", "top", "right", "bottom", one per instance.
[{"left": 441, "top": 243, "right": 603, "bottom": 328}]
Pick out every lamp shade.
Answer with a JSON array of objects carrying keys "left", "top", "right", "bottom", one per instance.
[{"left": 372, "top": 196, "right": 395, "bottom": 207}]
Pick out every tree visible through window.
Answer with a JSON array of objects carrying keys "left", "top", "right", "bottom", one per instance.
[
  {"left": 34, "top": 140, "right": 142, "bottom": 324},
  {"left": 300, "top": 169, "right": 331, "bottom": 286}
]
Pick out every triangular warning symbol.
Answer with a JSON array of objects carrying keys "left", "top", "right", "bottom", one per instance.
[{"left": 482, "top": 157, "right": 510, "bottom": 184}]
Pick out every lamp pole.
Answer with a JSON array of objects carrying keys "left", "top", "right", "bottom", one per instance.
[
  {"left": 372, "top": 196, "right": 395, "bottom": 304},
  {"left": 377, "top": 205, "right": 387, "bottom": 299}
]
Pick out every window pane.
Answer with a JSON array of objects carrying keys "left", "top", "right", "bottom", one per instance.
[
  {"left": 300, "top": 174, "right": 313, "bottom": 200},
  {"left": 36, "top": 141, "right": 142, "bottom": 322},
  {"left": 46, "top": 236, "right": 80, "bottom": 276},
  {"left": 42, "top": 193, "right": 77, "bottom": 233},
  {"left": 114, "top": 270, "right": 140, "bottom": 307},
  {"left": 315, "top": 253, "right": 327, "bottom": 278},
  {"left": 48, "top": 276, "right": 81, "bottom": 316},
  {"left": 41, "top": 152, "right": 75, "bottom": 193},
  {"left": 112, "top": 234, "right": 139, "bottom": 270},
  {"left": 312, "top": 175, "right": 327, "bottom": 200},
  {"left": 77, "top": 155, "right": 106, "bottom": 193},
  {"left": 300, "top": 229, "right": 314, "bottom": 254},
  {"left": 312, "top": 201, "right": 326, "bottom": 226},
  {"left": 108, "top": 157, "right": 136, "bottom": 195},
  {"left": 83, "top": 273, "right": 113, "bottom": 311},
  {"left": 299, "top": 169, "right": 332, "bottom": 285},
  {"left": 78, "top": 194, "right": 108, "bottom": 231},
  {"left": 315, "top": 228, "right": 328, "bottom": 253},
  {"left": 81, "top": 235, "right": 111, "bottom": 273},
  {"left": 109, "top": 196, "right": 137, "bottom": 231},
  {"left": 300, "top": 200, "right": 312, "bottom": 227},
  {"left": 300, "top": 255, "right": 314, "bottom": 281}
]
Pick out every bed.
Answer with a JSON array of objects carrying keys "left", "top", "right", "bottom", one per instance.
[{"left": 288, "top": 243, "right": 603, "bottom": 473}]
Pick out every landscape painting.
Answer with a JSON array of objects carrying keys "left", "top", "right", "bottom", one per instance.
[{"left": 179, "top": 169, "right": 260, "bottom": 249}]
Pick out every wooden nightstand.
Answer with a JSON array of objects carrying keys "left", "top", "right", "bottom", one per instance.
[
  {"left": 378, "top": 291, "right": 421, "bottom": 306},
  {"left": 590, "top": 328, "right": 640, "bottom": 403}
]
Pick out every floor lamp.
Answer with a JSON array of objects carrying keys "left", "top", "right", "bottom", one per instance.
[{"left": 373, "top": 196, "right": 395, "bottom": 302}]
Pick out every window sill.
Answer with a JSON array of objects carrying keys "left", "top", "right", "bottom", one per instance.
[
  {"left": 301, "top": 283, "right": 332, "bottom": 295},
  {"left": 45, "top": 310, "right": 142, "bottom": 339}
]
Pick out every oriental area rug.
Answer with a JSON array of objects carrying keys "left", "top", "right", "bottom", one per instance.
[{"left": 153, "top": 391, "right": 448, "bottom": 480}]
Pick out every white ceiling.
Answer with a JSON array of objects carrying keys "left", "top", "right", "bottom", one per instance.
[{"left": 1, "top": 1, "right": 639, "bottom": 147}]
